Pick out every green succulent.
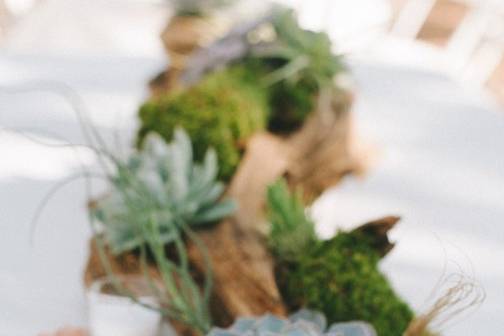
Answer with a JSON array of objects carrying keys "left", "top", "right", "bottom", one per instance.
[
  {"left": 137, "top": 64, "right": 269, "bottom": 181},
  {"left": 266, "top": 179, "right": 317, "bottom": 259},
  {"left": 267, "top": 179, "right": 414, "bottom": 336},
  {"left": 93, "top": 128, "right": 236, "bottom": 255},
  {"left": 208, "top": 309, "right": 376, "bottom": 336},
  {"left": 255, "top": 10, "right": 345, "bottom": 132},
  {"left": 255, "top": 10, "right": 345, "bottom": 88},
  {"left": 238, "top": 9, "right": 342, "bottom": 133}
]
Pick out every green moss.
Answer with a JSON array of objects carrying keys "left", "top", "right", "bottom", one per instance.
[
  {"left": 276, "top": 231, "right": 414, "bottom": 336},
  {"left": 137, "top": 59, "right": 321, "bottom": 180},
  {"left": 267, "top": 179, "right": 414, "bottom": 336},
  {"left": 267, "top": 76, "right": 318, "bottom": 133},
  {"left": 137, "top": 64, "right": 270, "bottom": 180}
]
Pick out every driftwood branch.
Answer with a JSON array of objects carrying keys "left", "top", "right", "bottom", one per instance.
[{"left": 84, "top": 89, "right": 362, "bottom": 328}]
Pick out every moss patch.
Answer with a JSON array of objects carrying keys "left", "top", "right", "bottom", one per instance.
[
  {"left": 267, "top": 179, "right": 414, "bottom": 336},
  {"left": 276, "top": 231, "right": 414, "bottom": 336},
  {"left": 267, "top": 74, "right": 318, "bottom": 133},
  {"left": 137, "top": 59, "right": 321, "bottom": 179},
  {"left": 137, "top": 64, "right": 270, "bottom": 180}
]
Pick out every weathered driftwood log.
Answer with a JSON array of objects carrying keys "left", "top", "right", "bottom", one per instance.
[{"left": 84, "top": 89, "right": 363, "bottom": 329}]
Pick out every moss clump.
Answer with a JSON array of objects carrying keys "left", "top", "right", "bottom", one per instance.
[
  {"left": 267, "top": 75, "right": 318, "bottom": 133},
  {"left": 137, "top": 64, "right": 270, "bottom": 180},
  {"left": 245, "top": 58, "right": 319, "bottom": 134},
  {"left": 276, "top": 231, "right": 414, "bottom": 336},
  {"left": 267, "top": 179, "right": 414, "bottom": 336}
]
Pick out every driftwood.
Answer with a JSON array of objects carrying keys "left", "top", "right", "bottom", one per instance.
[{"left": 84, "top": 87, "right": 364, "bottom": 326}]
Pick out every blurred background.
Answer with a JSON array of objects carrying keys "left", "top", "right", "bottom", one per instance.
[{"left": 0, "top": 0, "right": 503, "bottom": 335}]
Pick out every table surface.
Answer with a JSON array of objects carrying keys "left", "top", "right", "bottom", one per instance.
[{"left": 1, "top": 1, "right": 504, "bottom": 335}]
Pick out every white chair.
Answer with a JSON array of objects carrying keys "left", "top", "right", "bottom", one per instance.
[
  {"left": 0, "top": 0, "right": 12, "bottom": 37},
  {"left": 391, "top": 0, "right": 504, "bottom": 85}
]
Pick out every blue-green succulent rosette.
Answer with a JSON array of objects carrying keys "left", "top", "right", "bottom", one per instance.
[{"left": 208, "top": 309, "right": 376, "bottom": 336}]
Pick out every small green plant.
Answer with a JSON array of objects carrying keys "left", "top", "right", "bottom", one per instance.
[
  {"left": 208, "top": 309, "right": 376, "bottom": 336},
  {"left": 139, "top": 216, "right": 213, "bottom": 334},
  {"left": 252, "top": 9, "right": 346, "bottom": 131},
  {"left": 169, "top": 0, "right": 234, "bottom": 16},
  {"left": 266, "top": 179, "right": 414, "bottom": 336},
  {"left": 93, "top": 128, "right": 236, "bottom": 255},
  {"left": 266, "top": 179, "right": 317, "bottom": 259},
  {"left": 252, "top": 9, "right": 345, "bottom": 132},
  {"left": 256, "top": 10, "right": 345, "bottom": 89},
  {"left": 137, "top": 65, "right": 270, "bottom": 181}
]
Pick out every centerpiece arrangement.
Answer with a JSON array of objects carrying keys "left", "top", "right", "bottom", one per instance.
[{"left": 80, "top": 4, "right": 482, "bottom": 336}]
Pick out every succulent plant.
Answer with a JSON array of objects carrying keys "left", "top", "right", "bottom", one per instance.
[
  {"left": 266, "top": 179, "right": 317, "bottom": 259},
  {"left": 208, "top": 309, "right": 376, "bottom": 336},
  {"left": 93, "top": 128, "right": 236, "bottom": 255},
  {"left": 255, "top": 9, "right": 345, "bottom": 89},
  {"left": 266, "top": 179, "right": 414, "bottom": 336},
  {"left": 254, "top": 10, "right": 345, "bottom": 132}
]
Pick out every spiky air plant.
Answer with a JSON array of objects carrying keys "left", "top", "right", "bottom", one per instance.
[
  {"left": 90, "top": 128, "right": 237, "bottom": 334},
  {"left": 253, "top": 10, "right": 345, "bottom": 132},
  {"left": 254, "top": 9, "right": 345, "bottom": 89},
  {"left": 93, "top": 128, "right": 236, "bottom": 255},
  {"left": 209, "top": 309, "right": 376, "bottom": 336},
  {"left": 266, "top": 179, "right": 414, "bottom": 336}
]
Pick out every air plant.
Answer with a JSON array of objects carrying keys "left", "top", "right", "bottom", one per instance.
[
  {"left": 253, "top": 9, "right": 345, "bottom": 89},
  {"left": 208, "top": 309, "right": 376, "bottom": 336},
  {"left": 92, "top": 200, "right": 215, "bottom": 335},
  {"left": 404, "top": 273, "right": 485, "bottom": 336},
  {"left": 90, "top": 128, "right": 234, "bottom": 334},
  {"left": 252, "top": 10, "right": 345, "bottom": 131},
  {"left": 93, "top": 128, "right": 236, "bottom": 255},
  {"left": 14, "top": 84, "right": 223, "bottom": 335}
]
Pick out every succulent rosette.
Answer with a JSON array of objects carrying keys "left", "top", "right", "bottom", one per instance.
[{"left": 208, "top": 309, "right": 376, "bottom": 336}]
